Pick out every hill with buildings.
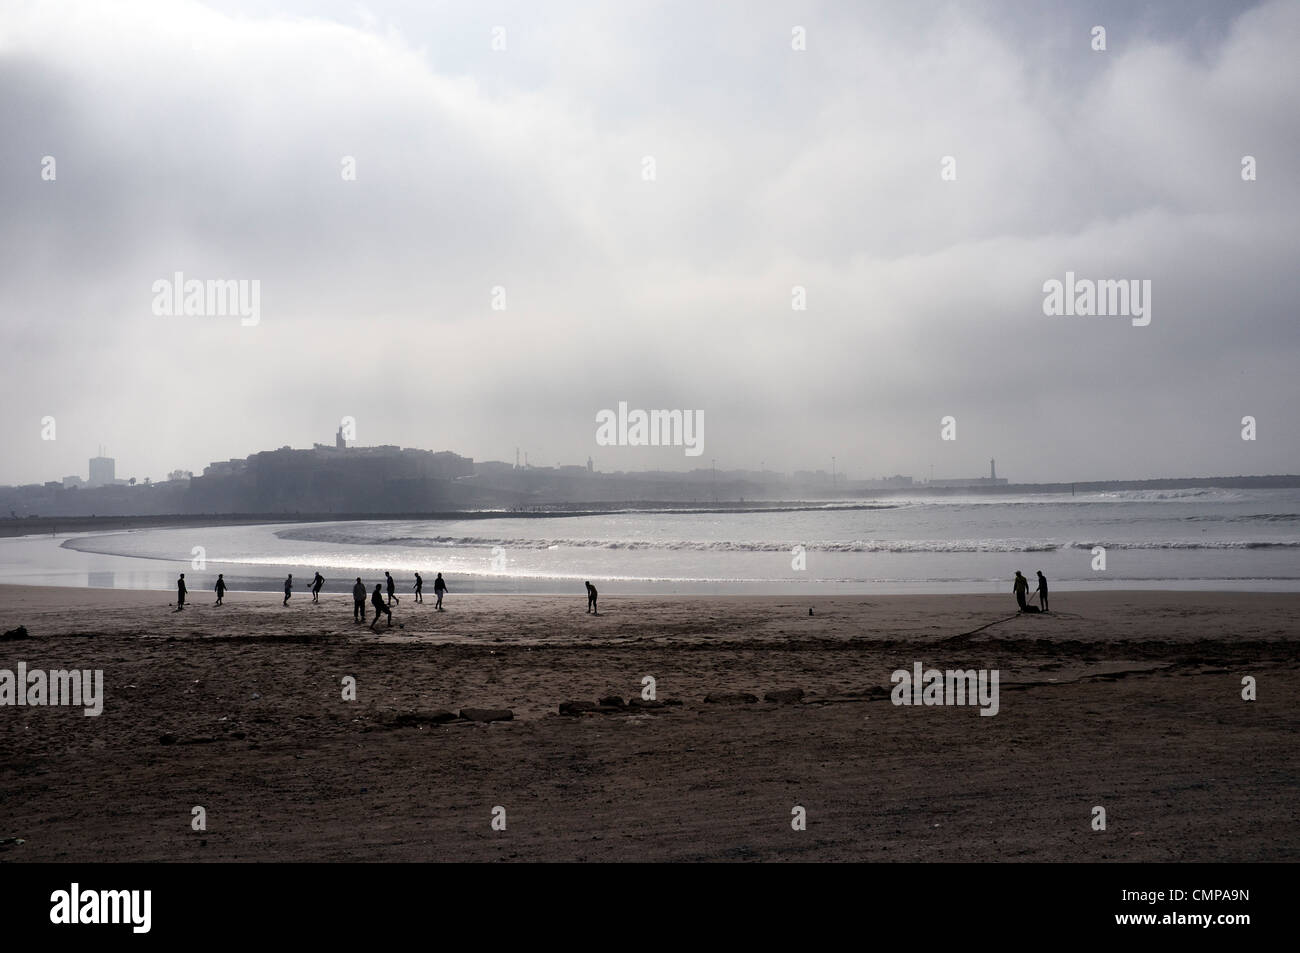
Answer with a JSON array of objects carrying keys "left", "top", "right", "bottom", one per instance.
[{"left": 3, "top": 434, "right": 1299, "bottom": 521}]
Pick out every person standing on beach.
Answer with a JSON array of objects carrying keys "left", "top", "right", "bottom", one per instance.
[
  {"left": 1036, "top": 571, "right": 1050, "bottom": 613},
  {"left": 176, "top": 573, "right": 187, "bottom": 611},
  {"left": 385, "top": 571, "right": 399, "bottom": 607},
  {"left": 585, "top": 580, "right": 598, "bottom": 615},
  {"left": 351, "top": 577, "right": 366, "bottom": 621},
  {"left": 283, "top": 573, "right": 293, "bottom": 606},
  {"left": 433, "top": 572, "right": 447, "bottom": 611},
  {"left": 414, "top": 572, "right": 423, "bottom": 604},
  {"left": 310, "top": 571, "right": 325, "bottom": 603},
  {"left": 370, "top": 583, "right": 391, "bottom": 629},
  {"left": 1012, "top": 571, "right": 1029, "bottom": 611},
  {"left": 214, "top": 573, "right": 226, "bottom": 606}
]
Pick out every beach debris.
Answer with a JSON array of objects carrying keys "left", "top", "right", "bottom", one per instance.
[
  {"left": 764, "top": 688, "right": 805, "bottom": 704},
  {"left": 703, "top": 692, "right": 759, "bottom": 705},
  {"left": 0, "top": 837, "right": 26, "bottom": 848},
  {"left": 559, "top": 700, "right": 600, "bottom": 715},
  {"left": 159, "top": 733, "right": 179, "bottom": 745},
  {"left": 626, "top": 697, "right": 665, "bottom": 709},
  {"left": 458, "top": 707, "right": 513, "bottom": 723},
  {"left": 809, "top": 608, "right": 814, "bottom": 616},
  {"left": 598, "top": 695, "right": 624, "bottom": 708},
  {"left": 389, "top": 710, "right": 457, "bottom": 727},
  {"left": 1, "top": 625, "right": 30, "bottom": 641}
]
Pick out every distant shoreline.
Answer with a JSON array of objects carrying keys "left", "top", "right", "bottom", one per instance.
[
  {"left": 3, "top": 476, "right": 1300, "bottom": 538},
  {"left": 0, "top": 505, "right": 860, "bottom": 538}
]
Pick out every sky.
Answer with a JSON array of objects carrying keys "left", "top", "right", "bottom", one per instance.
[{"left": 2, "top": 0, "right": 1297, "bottom": 486}]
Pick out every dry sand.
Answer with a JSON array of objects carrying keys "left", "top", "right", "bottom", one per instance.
[{"left": 1, "top": 585, "right": 1297, "bottom": 862}]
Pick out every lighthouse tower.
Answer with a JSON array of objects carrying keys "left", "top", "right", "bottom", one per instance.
[{"left": 990, "top": 458, "right": 997, "bottom": 482}]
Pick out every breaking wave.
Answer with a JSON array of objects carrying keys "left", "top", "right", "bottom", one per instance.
[{"left": 274, "top": 527, "right": 1300, "bottom": 554}]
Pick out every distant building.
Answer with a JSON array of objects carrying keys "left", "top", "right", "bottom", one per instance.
[
  {"left": 186, "top": 436, "right": 477, "bottom": 512},
  {"left": 62, "top": 475, "right": 85, "bottom": 489},
  {"left": 793, "top": 469, "right": 831, "bottom": 483},
  {"left": 202, "top": 458, "right": 247, "bottom": 478},
  {"left": 856, "top": 475, "right": 914, "bottom": 489},
  {"left": 474, "top": 460, "right": 517, "bottom": 476},
  {"left": 929, "top": 458, "right": 1009, "bottom": 488},
  {"left": 88, "top": 455, "right": 115, "bottom": 487}
]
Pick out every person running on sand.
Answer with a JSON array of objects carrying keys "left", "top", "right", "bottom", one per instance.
[
  {"left": 1012, "top": 571, "right": 1029, "bottom": 611},
  {"left": 433, "top": 572, "right": 447, "bottom": 611},
  {"left": 214, "top": 573, "right": 226, "bottom": 606},
  {"left": 283, "top": 574, "right": 293, "bottom": 606},
  {"left": 1036, "top": 571, "right": 1050, "bottom": 613},
  {"left": 175, "top": 573, "right": 187, "bottom": 611},
  {"left": 310, "top": 571, "right": 325, "bottom": 603},
  {"left": 414, "top": 572, "right": 423, "bottom": 604},
  {"left": 385, "top": 571, "right": 399, "bottom": 607},
  {"left": 585, "top": 580, "right": 598, "bottom": 615},
  {"left": 370, "top": 583, "right": 391, "bottom": 629}
]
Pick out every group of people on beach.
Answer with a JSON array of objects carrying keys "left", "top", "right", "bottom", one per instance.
[
  {"left": 175, "top": 569, "right": 448, "bottom": 629},
  {"left": 1013, "top": 570, "right": 1049, "bottom": 612},
  {"left": 176, "top": 571, "right": 601, "bottom": 624},
  {"left": 286, "top": 570, "right": 449, "bottom": 629}
]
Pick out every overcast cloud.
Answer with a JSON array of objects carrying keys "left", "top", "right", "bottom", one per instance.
[{"left": 2, "top": 0, "right": 1297, "bottom": 485}]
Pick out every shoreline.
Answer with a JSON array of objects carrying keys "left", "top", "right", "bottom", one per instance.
[
  {"left": 3, "top": 582, "right": 1300, "bottom": 604},
  {"left": 5, "top": 474, "right": 1300, "bottom": 537},
  {"left": 4, "top": 507, "right": 1297, "bottom": 597}
]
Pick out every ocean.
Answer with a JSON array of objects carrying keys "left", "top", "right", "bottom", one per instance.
[{"left": 1, "top": 487, "right": 1298, "bottom": 595}]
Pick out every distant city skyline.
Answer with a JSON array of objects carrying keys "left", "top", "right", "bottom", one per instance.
[{"left": 11, "top": 430, "right": 1300, "bottom": 495}]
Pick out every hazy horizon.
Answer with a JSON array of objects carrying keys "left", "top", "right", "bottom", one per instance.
[
  {"left": 3, "top": 0, "right": 1298, "bottom": 487},
  {"left": 7, "top": 428, "right": 1300, "bottom": 490}
]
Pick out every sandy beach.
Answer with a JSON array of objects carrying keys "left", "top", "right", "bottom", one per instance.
[{"left": 1, "top": 585, "right": 1296, "bottom": 862}]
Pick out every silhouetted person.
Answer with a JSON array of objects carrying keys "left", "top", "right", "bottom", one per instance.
[
  {"left": 385, "top": 571, "right": 399, "bottom": 607},
  {"left": 370, "top": 583, "right": 391, "bottom": 629},
  {"left": 1012, "top": 571, "right": 1029, "bottom": 611},
  {"left": 1036, "top": 571, "right": 1049, "bottom": 613},
  {"left": 214, "top": 573, "right": 226, "bottom": 606},
  {"left": 352, "top": 577, "right": 367, "bottom": 623},
  {"left": 310, "top": 572, "right": 325, "bottom": 603},
  {"left": 176, "top": 573, "right": 187, "bottom": 611},
  {"left": 414, "top": 572, "right": 423, "bottom": 603},
  {"left": 283, "top": 573, "right": 293, "bottom": 606},
  {"left": 586, "top": 580, "right": 598, "bottom": 615},
  {"left": 433, "top": 572, "right": 447, "bottom": 611}
]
